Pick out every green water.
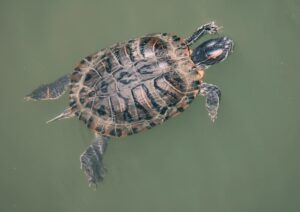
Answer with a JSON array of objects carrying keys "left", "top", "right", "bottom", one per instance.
[{"left": 1, "top": 0, "right": 299, "bottom": 211}]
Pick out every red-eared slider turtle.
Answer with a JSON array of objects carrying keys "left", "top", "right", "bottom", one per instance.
[{"left": 26, "top": 22, "right": 234, "bottom": 185}]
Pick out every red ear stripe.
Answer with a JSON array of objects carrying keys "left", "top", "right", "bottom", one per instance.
[{"left": 207, "top": 49, "right": 224, "bottom": 59}]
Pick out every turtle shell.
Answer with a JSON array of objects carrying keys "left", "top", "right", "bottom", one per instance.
[{"left": 69, "top": 33, "right": 203, "bottom": 137}]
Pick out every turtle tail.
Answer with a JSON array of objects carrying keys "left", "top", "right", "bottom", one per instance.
[{"left": 46, "top": 107, "right": 74, "bottom": 123}]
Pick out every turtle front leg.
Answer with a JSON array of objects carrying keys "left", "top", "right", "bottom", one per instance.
[
  {"left": 186, "top": 22, "right": 221, "bottom": 46},
  {"left": 199, "top": 83, "right": 221, "bottom": 122},
  {"left": 25, "top": 75, "right": 70, "bottom": 101},
  {"left": 80, "top": 134, "right": 110, "bottom": 186}
]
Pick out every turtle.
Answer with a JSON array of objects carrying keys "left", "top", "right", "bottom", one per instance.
[{"left": 25, "top": 22, "right": 234, "bottom": 185}]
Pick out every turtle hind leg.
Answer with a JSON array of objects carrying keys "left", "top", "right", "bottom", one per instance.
[
  {"left": 25, "top": 74, "right": 70, "bottom": 101},
  {"left": 185, "top": 22, "right": 221, "bottom": 46},
  {"left": 80, "top": 135, "right": 110, "bottom": 186},
  {"left": 199, "top": 83, "right": 221, "bottom": 122}
]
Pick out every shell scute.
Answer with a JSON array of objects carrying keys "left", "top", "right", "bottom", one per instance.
[{"left": 69, "top": 33, "right": 202, "bottom": 137}]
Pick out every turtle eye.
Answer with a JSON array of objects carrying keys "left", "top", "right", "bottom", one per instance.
[{"left": 205, "top": 40, "right": 218, "bottom": 48}]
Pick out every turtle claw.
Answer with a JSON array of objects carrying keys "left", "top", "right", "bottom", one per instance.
[
  {"left": 203, "top": 22, "right": 222, "bottom": 35},
  {"left": 24, "top": 95, "right": 35, "bottom": 101}
]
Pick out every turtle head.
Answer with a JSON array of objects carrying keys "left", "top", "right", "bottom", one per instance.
[{"left": 191, "top": 37, "right": 234, "bottom": 69}]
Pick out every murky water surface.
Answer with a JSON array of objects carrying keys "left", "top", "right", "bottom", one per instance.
[{"left": 1, "top": 0, "right": 299, "bottom": 211}]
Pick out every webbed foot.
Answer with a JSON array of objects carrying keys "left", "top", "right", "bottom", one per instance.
[
  {"left": 80, "top": 135, "right": 110, "bottom": 186},
  {"left": 25, "top": 75, "right": 69, "bottom": 101},
  {"left": 186, "top": 22, "right": 221, "bottom": 46},
  {"left": 199, "top": 83, "right": 221, "bottom": 122}
]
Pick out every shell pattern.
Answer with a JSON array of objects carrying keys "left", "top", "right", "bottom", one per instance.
[{"left": 68, "top": 33, "right": 203, "bottom": 137}]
